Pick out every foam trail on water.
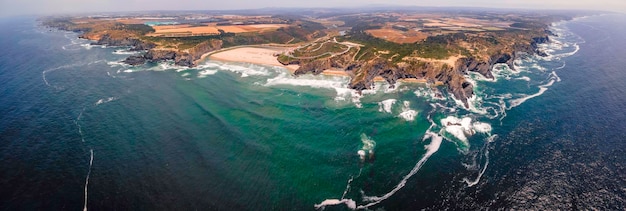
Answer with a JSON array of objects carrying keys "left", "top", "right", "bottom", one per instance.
[
  {"left": 314, "top": 131, "right": 442, "bottom": 210},
  {"left": 508, "top": 79, "right": 555, "bottom": 108},
  {"left": 95, "top": 97, "right": 117, "bottom": 106},
  {"left": 75, "top": 107, "right": 86, "bottom": 142},
  {"left": 314, "top": 199, "right": 357, "bottom": 210},
  {"left": 550, "top": 71, "right": 561, "bottom": 82},
  {"left": 463, "top": 135, "right": 497, "bottom": 187},
  {"left": 42, "top": 63, "right": 84, "bottom": 88},
  {"left": 83, "top": 149, "right": 93, "bottom": 211},
  {"left": 357, "top": 131, "right": 442, "bottom": 209},
  {"left": 340, "top": 169, "right": 362, "bottom": 199}
]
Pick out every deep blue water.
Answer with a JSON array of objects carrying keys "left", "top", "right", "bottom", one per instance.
[{"left": 0, "top": 14, "right": 625, "bottom": 210}]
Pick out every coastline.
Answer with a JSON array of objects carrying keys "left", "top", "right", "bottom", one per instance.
[{"left": 205, "top": 46, "right": 434, "bottom": 83}]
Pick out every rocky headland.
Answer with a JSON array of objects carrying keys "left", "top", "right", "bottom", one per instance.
[{"left": 279, "top": 35, "right": 551, "bottom": 108}]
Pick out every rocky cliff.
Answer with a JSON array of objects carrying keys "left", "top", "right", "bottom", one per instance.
[
  {"left": 85, "top": 34, "right": 156, "bottom": 50},
  {"left": 123, "top": 40, "right": 223, "bottom": 67},
  {"left": 288, "top": 35, "right": 551, "bottom": 108},
  {"left": 77, "top": 31, "right": 223, "bottom": 67}
]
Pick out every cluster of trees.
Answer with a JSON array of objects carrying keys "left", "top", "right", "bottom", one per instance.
[
  {"left": 113, "top": 23, "right": 155, "bottom": 35},
  {"left": 346, "top": 27, "right": 456, "bottom": 61}
]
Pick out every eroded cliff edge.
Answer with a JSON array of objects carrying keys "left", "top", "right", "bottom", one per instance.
[
  {"left": 279, "top": 34, "right": 552, "bottom": 108},
  {"left": 77, "top": 33, "right": 222, "bottom": 67}
]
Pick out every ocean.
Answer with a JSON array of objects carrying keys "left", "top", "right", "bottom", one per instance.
[{"left": 1, "top": 14, "right": 624, "bottom": 210}]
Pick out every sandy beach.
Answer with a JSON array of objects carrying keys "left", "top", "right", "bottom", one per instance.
[{"left": 209, "top": 47, "right": 299, "bottom": 71}]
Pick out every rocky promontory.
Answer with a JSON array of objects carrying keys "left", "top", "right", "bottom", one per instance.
[
  {"left": 283, "top": 34, "right": 552, "bottom": 108},
  {"left": 123, "top": 40, "right": 223, "bottom": 67}
]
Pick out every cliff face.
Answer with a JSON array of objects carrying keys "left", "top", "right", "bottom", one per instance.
[
  {"left": 293, "top": 56, "right": 476, "bottom": 106},
  {"left": 78, "top": 31, "right": 223, "bottom": 67},
  {"left": 291, "top": 35, "right": 551, "bottom": 108},
  {"left": 456, "top": 35, "right": 550, "bottom": 78},
  {"left": 87, "top": 34, "right": 156, "bottom": 50}
]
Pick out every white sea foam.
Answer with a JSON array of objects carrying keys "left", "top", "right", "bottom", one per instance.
[
  {"left": 472, "top": 122, "right": 492, "bottom": 134},
  {"left": 383, "top": 82, "right": 401, "bottom": 93},
  {"left": 508, "top": 79, "right": 556, "bottom": 108},
  {"left": 95, "top": 97, "right": 117, "bottom": 106},
  {"left": 197, "top": 69, "right": 218, "bottom": 78},
  {"left": 314, "top": 199, "right": 357, "bottom": 210},
  {"left": 62, "top": 43, "right": 83, "bottom": 50},
  {"left": 219, "top": 63, "right": 271, "bottom": 77},
  {"left": 550, "top": 71, "right": 561, "bottom": 82},
  {"left": 429, "top": 102, "right": 457, "bottom": 113},
  {"left": 112, "top": 49, "right": 142, "bottom": 55},
  {"left": 43, "top": 63, "right": 89, "bottom": 88},
  {"left": 81, "top": 44, "right": 93, "bottom": 50},
  {"left": 471, "top": 71, "right": 498, "bottom": 82},
  {"left": 83, "top": 149, "right": 93, "bottom": 211},
  {"left": 149, "top": 62, "right": 188, "bottom": 72},
  {"left": 107, "top": 61, "right": 130, "bottom": 68},
  {"left": 414, "top": 87, "right": 446, "bottom": 101},
  {"left": 462, "top": 135, "right": 497, "bottom": 187},
  {"left": 516, "top": 76, "right": 531, "bottom": 81},
  {"left": 265, "top": 72, "right": 365, "bottom": 107},
  {"left": 441, "top": 116, "right": 474, "bottom": 144},
  {"left": 358, "top": 134, "right": 376, "bottom": 162},
  {"left": 530, "top": 63, "right": 547, "bottom": 72},
  {"left": 181, "top": 72, "right": 191, "bottom": 77},
  {"left": 397, "top": 101, "right": 417, "bottom": 121},
  {"left": 440, "top": 116, "right": 492, "bottom": 146},
  {"left": 378, "top": 99, "right": 397, "bottom": 113},
  {"left": 452, "top": 93, "right": 488, "bottom": 115},
  {"left": 75, "top": 107, "right": 86, "bottom": 142}
]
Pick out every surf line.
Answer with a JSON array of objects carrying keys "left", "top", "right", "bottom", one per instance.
[
  {"left": 83, "top": 148, "right": 94, "bottom": 211},
  {"left": 315, "top": 131, "right": 443, "bottom": 210}
]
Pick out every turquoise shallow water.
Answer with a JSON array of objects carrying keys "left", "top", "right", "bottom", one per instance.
[{"left": 1, "top": 15, "right": 625, "bottom": 210}]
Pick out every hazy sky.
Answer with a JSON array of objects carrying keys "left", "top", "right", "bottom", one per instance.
[{"left": 1, "top": 0, "right": 625, "bottom": 17}]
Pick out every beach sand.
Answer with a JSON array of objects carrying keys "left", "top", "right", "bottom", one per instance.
[{"left": 209, "top": 47, "right": 299, "bottom": 71}]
